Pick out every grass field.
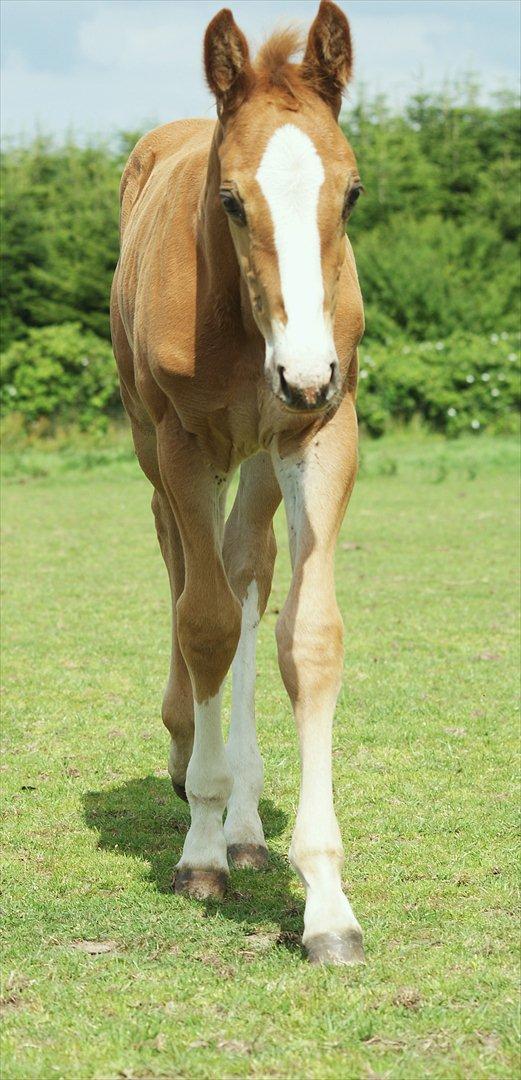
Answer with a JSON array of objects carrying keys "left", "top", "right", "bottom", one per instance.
[{"left": 1, "top": 432, "right": 519, "bottom": 1079}]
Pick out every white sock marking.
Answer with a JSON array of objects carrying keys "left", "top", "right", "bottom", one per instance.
[
  {"left": 179, "top": 686, "right": 232, "bottom": 872},
  {"left": 225, "top": 581, "right": 265, "bottom": 847}
]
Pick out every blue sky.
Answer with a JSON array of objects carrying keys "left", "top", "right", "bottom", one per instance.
[{"left": 1, "top": 1, "right": 519, "bottom": 139}]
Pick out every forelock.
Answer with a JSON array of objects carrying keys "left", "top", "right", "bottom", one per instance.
[{"left": 253, "top": 26, "right": 306, "bottom": 103}]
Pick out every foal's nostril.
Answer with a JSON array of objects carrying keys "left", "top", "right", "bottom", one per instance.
[
  {"left": 277, "top": 365, "right": 291, "bottom": 403},
  {"left": 326, "top": 361, "right": 340, "bottom": 400}
]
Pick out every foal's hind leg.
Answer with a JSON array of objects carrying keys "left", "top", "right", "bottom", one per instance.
[
  {"left": 125, "top": 413, "right": 194, "bottom": 797},
  {"left": 151, "top": 490, "right": 194, "bottom": 798},
  {"left": 223, "top": 453, "right": 281, "bottom": 869}
]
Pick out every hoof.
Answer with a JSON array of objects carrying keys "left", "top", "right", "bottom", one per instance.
[
  {"left": 228, "top": 843, "right": 270, "bottom": 870},
  {"left": 171, "top": 781, "right": 188, "bottom": 803},
  {"left": 173, "top": 866, "right": 228, "bottom": 901},
  {"left": 305, "top": 929, "right": 366, "bottom": 967}
]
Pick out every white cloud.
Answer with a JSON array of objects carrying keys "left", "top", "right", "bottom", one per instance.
[
  {"left": 347, "top": 11, "right": 452, "bottom": 103},
  {"left": 1, "top": 1, "right": 519, "bottom": 139},
  {"left": 77, "top": 2, "right": 202, "bottom": 70},
  {"left": 0, "top": 46, "right": 213, "bottom": 139}
]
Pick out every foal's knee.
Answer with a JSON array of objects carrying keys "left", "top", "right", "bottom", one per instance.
[
  {"left": 177, "top": 587, "right": 241, "bottom": 700},
  {"left": 276, "top": 602, "right": 344, "bottom": 704}
]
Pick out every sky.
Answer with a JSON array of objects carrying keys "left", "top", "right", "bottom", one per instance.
[{"left": 1, "top": 0, "right": 519, "bottom": 140}]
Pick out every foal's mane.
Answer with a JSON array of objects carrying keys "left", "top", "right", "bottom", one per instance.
[{"left": 253, "top": 26, "right": 307, "bottom": 102}]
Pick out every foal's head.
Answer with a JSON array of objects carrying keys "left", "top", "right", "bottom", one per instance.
[{"left": 204, "top": 1, "right": 363, "bottom": 413}]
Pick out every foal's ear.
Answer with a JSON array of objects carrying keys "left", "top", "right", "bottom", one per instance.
[
  {"left": 302, "top": 0, "right": 353, "bottom": 115},
  {"left": 204, "top": 8, "right": 254, "bottom": 116}
]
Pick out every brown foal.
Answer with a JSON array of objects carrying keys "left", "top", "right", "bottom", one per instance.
[{"left": 111, "top": 1, "right": 366, "bottom": 965}]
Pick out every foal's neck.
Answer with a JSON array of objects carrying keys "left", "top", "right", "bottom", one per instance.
[{"left": 199, "top": 124, "right": 258, "bottom": 341}]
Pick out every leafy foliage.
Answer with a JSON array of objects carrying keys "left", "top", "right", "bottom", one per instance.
[
  {"left": 344, "top": 89, "right": 521, "bottom": 342},
  {"left": 357, "top": 332, "right": 520, "bottom": 437},
  {"left": 0, "top": 322, "right": 120, "bottom": 429},
  {"left": 0, "top": 135, "right": 124, "bottom": 346}
]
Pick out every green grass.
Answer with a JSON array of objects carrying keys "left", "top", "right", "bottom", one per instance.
[{"left": 1, "top": 433, "right": 519, "bottom": 1079}]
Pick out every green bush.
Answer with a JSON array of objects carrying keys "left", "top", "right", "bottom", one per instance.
[
  {"left": 343, "top": 88, "right": 520, "bottom": 344},
  {"left": 357, "top": 331, "right": 521, "bottom": 437},
  {"left": 353, "top": 215, "right": 520, "bottom": 343},
  {"left": 0, "top": 322, "right": 120, "bottom": 430},
  {"left": 0, "top": 137, "right": 122, "bottom": 347}
]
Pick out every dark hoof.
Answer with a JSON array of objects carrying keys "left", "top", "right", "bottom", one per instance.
[
  {"left": 171, "top": 781, "right": 188, "bottom": 803},
  {"left": 305, "top": 929, "right": 366, "bottom": 967},
  {"left": 228, "top": 843, "right": 270, "bottom": 870},
  {"left": 173, "top": 866, "right": 228, "bottom": 901}
]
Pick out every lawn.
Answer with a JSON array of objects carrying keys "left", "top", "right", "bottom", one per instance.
[{"left": 1, "top": 432, "right": 519, "bottom": 1079}]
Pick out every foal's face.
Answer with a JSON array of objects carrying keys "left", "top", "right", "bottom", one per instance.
[
  {"left": 219, "top": 101, "right": 362, "bottom": 411},
  {"left": 204, "top": 2, "right": 363, "bottom": 414}
]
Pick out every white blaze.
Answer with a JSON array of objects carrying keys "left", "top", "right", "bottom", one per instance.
[{"left": 256, "top": 123, "right": 336, "bottom": 389}]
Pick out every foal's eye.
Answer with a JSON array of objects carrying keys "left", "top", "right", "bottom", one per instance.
[
  {"left": 342, "top": 182, "right": 364, "bottom": 221},
  {"left": 220, "top": 190, "right": 246, "bottom": 226}
]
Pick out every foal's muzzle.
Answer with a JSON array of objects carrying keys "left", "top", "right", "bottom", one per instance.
[{"left": 274, "top": 361, "right": 340, "bottom": 412}]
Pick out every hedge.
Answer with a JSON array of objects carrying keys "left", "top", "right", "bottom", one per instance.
[
  {"left": 357, "top": 332, "right": 520, "bottom": 437},
  {"left": 1, "top": 322, "right": 120, "bottom": 429}
]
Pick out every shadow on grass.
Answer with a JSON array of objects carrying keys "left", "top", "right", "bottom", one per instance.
[{"left": 83, "top": 775, "right": 302, "bottom": 942}]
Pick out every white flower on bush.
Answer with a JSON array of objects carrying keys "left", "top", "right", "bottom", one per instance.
[
  {"left": 402, "top": 345, "right": 411, "bottom": 354},
  {"left": 481, "top": 372, "right": 490, "bottom": 381},
  {"left": 447, "top": 407, "right": 457, "bottom": 417},
  {"left": 359, "top": 369, "right": 369, "bottom": 379},
  {"left": 435, "top": 341, "right": 444, "bottom": 351},
  {"left": 6, "top": 385, "right": 17, "bottom": 397},
  {"left": 491, "top": 388, "right": 500, "bottom": 397},
  {"left": 508, "top": 352, "right": 518, "bottom": 362},
  {"left": 466, "top": 374, "right": 475, "bottom": 384},
  {"left": 81, "top": 356, "right": 90, "bottom": 367},
  {"left": 490, "top": 333, "right": 499, "bottom": 343},
  {"left": 471, "top": 419, "right": 481, "bottom": 429}
]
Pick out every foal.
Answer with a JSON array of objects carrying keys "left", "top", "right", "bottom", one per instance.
[{"left": 111, "top": 1, "right": 365, "bottom": 965}]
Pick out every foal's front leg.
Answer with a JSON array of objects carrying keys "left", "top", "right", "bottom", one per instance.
[
  {"left": 157, "top": 409, "right": 241, "bottom": 900},
  {"left": 273, "top": 397, "right": 365, "bottom": 965},
  {"left": 223, "top": 453, "right": 281, "bottom": 868}
]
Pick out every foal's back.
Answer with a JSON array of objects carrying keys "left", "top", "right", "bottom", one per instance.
[{"left": 120, "top": 119, "right": 214, "bottom": 243}]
